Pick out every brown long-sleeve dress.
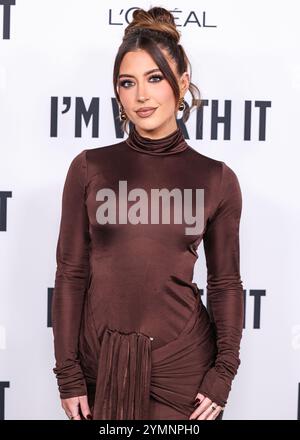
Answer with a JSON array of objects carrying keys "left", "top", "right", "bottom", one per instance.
[{"left": 51, "top": 124, "right": 244, "bottom": 420}]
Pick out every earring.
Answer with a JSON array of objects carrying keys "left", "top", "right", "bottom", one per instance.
[
  {"left": 178, "top": 97, "right": 185, "bottom": 111},
  {"left": 119, "top": 105, "right": 127, "bottom": 120}
]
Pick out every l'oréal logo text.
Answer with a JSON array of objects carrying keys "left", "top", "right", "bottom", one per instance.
[
  {"left": 108, "top": 8, "right": 217, "bottom": 29},
  {"left": 95, "top": 181, "right": 204, "bottom": 236}
]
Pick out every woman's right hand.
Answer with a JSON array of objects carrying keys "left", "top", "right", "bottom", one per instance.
[{"left": 61, "top": 395, "right": 93, "bottom": 420}]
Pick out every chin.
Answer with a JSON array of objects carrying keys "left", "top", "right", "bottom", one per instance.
[{"left": 134, "top": 120, "right": 160, "bottom": 131}]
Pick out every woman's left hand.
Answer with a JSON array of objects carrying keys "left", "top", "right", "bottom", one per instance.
[{"left": 189, "top": 392, "right": 224, "bottom": 420}]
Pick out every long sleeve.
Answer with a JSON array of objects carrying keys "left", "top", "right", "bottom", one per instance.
[
  {"left": 51, "top": 149, "right": 90, "bottom": 399},
  {"left": 197, "top": 161, "right": 244, "bottom": 408}
]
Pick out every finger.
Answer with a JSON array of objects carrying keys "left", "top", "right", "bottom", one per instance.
[
  {"left": 65, "top": 409, "right": 81, "bottom": 420},
  {"left": 197, "top": 403, "right": 220, "bottom": 420},
  {"left": 189, "top": 398, "right": 211, "bottom": 419},
  {"left": 64, "top": 410, "right": 81, "bottom": 420},
  {"left": 63, "top": 399, "right": 81, "bottom": 420},
  {"left": 71, "top": 413, "right": 82, "bottom": 420},
  {"left": 79, "top": 395, "right": 93, "bottom": 419},
  {"left": 189, "top": 397, "right": 212, "bottom": 420},
  {"left": 194, "top": 392, "right": 206, "bottom": 403},
  {"left": 197, "top": 406, "right": 213, "bottom": 420},
  {"left": 207, "top": 407, "right": 222, "bottom": 420}
]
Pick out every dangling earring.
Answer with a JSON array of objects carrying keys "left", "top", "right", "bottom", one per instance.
[
  {"left": 119, "top": 105, "right": 127, "bottom": 121},
  {"left": 178, "top": 97, "right": 185, "bottom": 111}
]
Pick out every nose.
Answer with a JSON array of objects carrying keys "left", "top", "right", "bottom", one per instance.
[{"left": 136, "top": 82, "right": 149, "bottom": 103}]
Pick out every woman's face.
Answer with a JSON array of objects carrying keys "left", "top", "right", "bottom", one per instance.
[{"left": 117, "top": 48, "right": 189, "bottom": 139}]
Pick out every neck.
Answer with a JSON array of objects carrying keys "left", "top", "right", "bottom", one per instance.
[{"left": 125, "top": 124, "right": 188, "bottom": 156}]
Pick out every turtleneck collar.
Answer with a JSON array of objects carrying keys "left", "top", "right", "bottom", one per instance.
[{"left": 125, "top": 124, "right": 189, "bottom": 156}]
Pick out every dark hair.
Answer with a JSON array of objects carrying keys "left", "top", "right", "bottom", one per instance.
[{"left": 113, "top": 6, "right": 202, "bottom": 134}]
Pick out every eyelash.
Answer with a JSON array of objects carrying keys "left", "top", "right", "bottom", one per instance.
[{"left": 118, "top": 75, "right": 164, "bottom": 88}]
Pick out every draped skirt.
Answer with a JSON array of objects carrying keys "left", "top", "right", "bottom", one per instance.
[{"left": 79, "top": 292, "right": 219, "bottom": 420}]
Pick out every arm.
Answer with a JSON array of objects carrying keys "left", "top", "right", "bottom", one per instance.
[
  {"left": 198, "top": 161, "right": 244, "bottom": 408},
  {"left": 51, "top": 149, "right": 90, "bottom": 399}
]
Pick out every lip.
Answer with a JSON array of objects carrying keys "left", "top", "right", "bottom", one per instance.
[{"left": 136, "top": 107, "right": 157, "bottom": 118}]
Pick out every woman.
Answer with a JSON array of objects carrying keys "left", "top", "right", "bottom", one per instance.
[{"left": 51, "top": 7, "right": 244, "bottom": 421}]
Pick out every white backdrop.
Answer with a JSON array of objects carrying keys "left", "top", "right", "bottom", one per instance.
[{"left": 0, "top": 0, "right": 299, "bottom": 420}]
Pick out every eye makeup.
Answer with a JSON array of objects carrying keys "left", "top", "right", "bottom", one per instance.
[{"left": 118, "top": 74, "right": 164, "bottom": 88}]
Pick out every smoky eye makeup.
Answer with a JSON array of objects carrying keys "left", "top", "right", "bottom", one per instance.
[
  {"left": 118, "top": 79, "right": 133, "bottom": 88},
  {"left": 149, "top": 74, "right": 164, "bottom": 82},
  {"left": 118, "top": 74, "right": 165, "bottom": 88}
]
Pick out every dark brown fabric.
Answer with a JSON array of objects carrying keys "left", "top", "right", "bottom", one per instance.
[
  {"left": 52, "top": 124, "right": 244, "bottom": 419},
  {"left": 125, "top": 124, "right": 188, "bottom": 155},
  {"left": 148, "top": 396, "right": 224, "bottom": 420},
  {"left": 93, "top": 328, "right": 152, "bottom": 419}
]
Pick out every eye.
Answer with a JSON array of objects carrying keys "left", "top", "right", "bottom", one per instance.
[
  {"left": 118, "top": 75, "right": 164, "bottom": 89},
  {"left": 119, "top": 80, "right": 134, "bottom": 88},
  {"left": 148, "top": 74, "right": 164, "bottom": 82}
]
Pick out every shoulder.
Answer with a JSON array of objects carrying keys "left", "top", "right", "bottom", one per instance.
[
  {"left": 214, "top": 161, "right": 243, "bottom": 220},
  {"left": 186, "top": 146, "right": 242, "bottom": 217},
  {"left": 85, "top": 140, "right": 126, "bottom": 161},
  {"left": 186, "top": 145, "right": 225, "bottom": 187},
  {"left": 66, "top": 141, "right": 127, "bottom": 186},
  {"left": 68, "top": 140, "right": 126, "bottom": 172},
  {"left": 62, "top": 141, "right": 126, "bottom": 192},
  {"left": 219, "top": 162, "right": 242, "bottom": 200},
  {"left": 187, "top": 145, "right": 240, "bottom": 186}
]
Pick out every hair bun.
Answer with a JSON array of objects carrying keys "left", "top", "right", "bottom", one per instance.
[{"left": 124, "top": 7, "right": 181, "bottom": 44}]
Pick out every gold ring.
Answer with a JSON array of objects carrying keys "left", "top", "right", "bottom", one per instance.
[{"left": 211, "top": 404, "right": 217, "bottom": 411}]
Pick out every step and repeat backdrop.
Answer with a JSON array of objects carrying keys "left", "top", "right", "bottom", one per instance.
[{"left": 0, "top": 0, "right": 299, "bottom": 420}]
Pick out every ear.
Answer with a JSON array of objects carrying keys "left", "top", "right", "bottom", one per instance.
[{"left": 180, "top": 71, "right": 190, "bottom": 95}]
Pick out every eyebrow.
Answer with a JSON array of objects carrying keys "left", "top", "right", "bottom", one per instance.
[{"left": 118, "top": 68, "right": 161, "bottom": 79}]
